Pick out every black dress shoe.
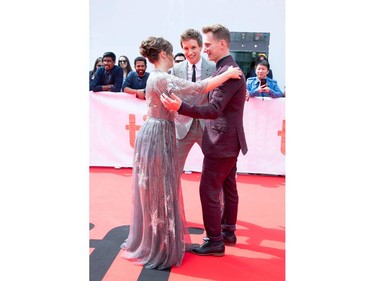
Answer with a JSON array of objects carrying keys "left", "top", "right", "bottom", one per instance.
[
  {"left": 222, "top": 231, "right": 237, "bottom": 246},
  {"left": 185, "top": 243, "right": 200, "bottom": 252},
  {"left": 191, "top": 237, "right": 225, "bottom": 256}
]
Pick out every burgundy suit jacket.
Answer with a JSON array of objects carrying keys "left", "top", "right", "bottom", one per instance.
[{"left": 178, "top": 55, "right": 248, "bottom": 158}]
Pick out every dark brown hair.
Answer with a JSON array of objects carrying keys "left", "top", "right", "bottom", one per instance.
[
  {"left": 139, "top": 37, "right": 173, "bottom": 64},
  {"left": 180, "top": 28, "right": 203, "bottom": 48}
]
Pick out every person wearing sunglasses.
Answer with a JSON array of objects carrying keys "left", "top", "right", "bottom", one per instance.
[{"left": 118, "top": 55, "right": 133, "bottom": 83}]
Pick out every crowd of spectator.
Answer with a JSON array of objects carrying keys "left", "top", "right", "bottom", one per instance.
[{"left": 90, "top": 49, "right": 284, "bottom": 99}]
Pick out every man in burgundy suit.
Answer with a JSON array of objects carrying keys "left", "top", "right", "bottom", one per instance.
[{"left": 161, "top": 24, "right": 248, "bottom": 256}]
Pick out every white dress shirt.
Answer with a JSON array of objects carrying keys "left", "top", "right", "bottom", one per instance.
[{"left": 187, "top": 58, "right": 203, "bottom": 82}]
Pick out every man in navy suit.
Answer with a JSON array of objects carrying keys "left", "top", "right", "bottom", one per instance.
[{"left": 161, "top": 24, "right": 248, "bottom": 256}]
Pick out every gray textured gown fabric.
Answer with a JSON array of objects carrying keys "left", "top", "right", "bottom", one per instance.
[{"left": 121, "top": 70, "right": 208, "bottom": 269}]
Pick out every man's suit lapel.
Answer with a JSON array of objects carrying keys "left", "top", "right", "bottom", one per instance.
[
  {"left": 179, "top": 61, "right": 188, "bottom": 80},
  {"left": 201, "top": 59, "right": 211, "bottom": 80}
]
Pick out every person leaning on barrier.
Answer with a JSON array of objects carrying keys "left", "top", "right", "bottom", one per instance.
[
  {"left": 246, "top": 52, "right": 273, "bottom": 80},
  {"left": 118, "top": 55, "right": 133, "bottom": 83},
  {"left": 246, "top": 59, "right": 283, "bottom": 98},
  {"left": 91, "top": 51, "right": 123, "bottom": 92},
  {"left": 89, "top": 56, "right": 103, "bottom": 91},
  {"left": 121, "top": 56, "right": 150, "bottom": 100}
]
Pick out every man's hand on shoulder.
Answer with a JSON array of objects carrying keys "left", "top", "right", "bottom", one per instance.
[{"left": 160, "top": 93, "right": 182, "bottom": 112}]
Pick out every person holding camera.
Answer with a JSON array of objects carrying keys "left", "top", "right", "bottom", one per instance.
[
  {"left": 246, "top": 52, "right": 274, "bottom": 79},
  {"left": 246, "top": 59, "right": 283, "bottom": 98}
]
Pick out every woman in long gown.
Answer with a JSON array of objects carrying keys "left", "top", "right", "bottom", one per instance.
[{"left": 121, "top": 36, "right": 242, "bottom": 270}]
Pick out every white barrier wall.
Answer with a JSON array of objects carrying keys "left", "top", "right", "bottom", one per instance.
[{"left": 89, "top": 92, "right": 285, "bottom": 175}]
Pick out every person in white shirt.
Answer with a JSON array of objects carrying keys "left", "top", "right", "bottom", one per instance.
[{"left": 170, "top": 28, "right": 216, "bottom": 176}]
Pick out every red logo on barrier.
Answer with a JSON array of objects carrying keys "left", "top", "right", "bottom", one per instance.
[
  {"left": 278, "top": 119, "right": 285, "bottom": 155},
  {"left": 125, "top": 114, "right": 148, "bottom": 148},
  {"left": 125, "top": 114, "right": 142, "bottom": 148}
]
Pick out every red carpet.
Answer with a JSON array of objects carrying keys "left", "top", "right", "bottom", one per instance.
[{"left": 90, "top": 167, "right": 285, "bottom": 281}]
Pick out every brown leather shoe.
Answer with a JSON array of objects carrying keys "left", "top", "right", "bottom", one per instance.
[{"left": 191, "top": 237, "right": 225, "bottom": 256}]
